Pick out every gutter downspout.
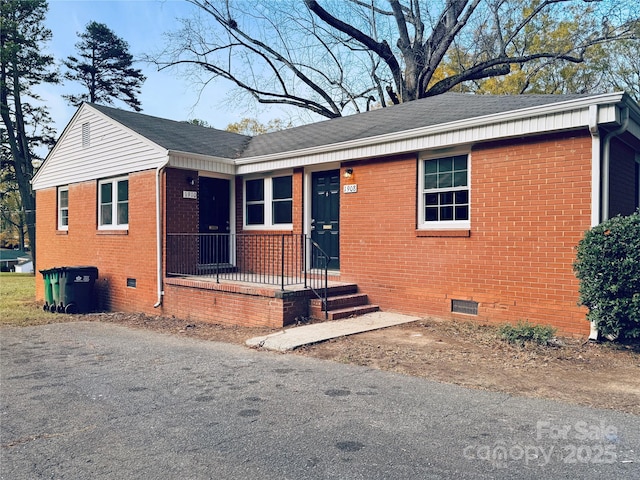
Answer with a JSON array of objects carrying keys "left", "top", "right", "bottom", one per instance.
[
  {"left": 601, "top": 106, "right": 630, "bottom": 222},
  {"left": 588, "top": 106, "right": 601, "bottom": 340},
  {"left": 589, "top": 105, "right": 601, "bottom": 228},
  {"left": 154, "top": 157, "right": 170, "bottom": 308},
  {"left": 586, "top": 105, "right": 629, "bottom": 340}
]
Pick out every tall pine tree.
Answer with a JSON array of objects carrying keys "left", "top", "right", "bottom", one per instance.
[
  {"left": 1, "top": 0, "right": 58, "bottom": 264},
  {"left": 64, "top": 21, "right": 145, "bottom": 111}
]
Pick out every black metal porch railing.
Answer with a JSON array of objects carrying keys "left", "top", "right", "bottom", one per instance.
[
  {"left": 166, "top": 233, "right": 329, "bottom": 316},
  {"left": 306, "top": 237, "right": 330, "bottom": 320}
]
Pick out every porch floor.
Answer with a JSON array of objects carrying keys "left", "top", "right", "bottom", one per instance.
[{"left": 166, "top": 273, "right": 347, "bottom": 293}]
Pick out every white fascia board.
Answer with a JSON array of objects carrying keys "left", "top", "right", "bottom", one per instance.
[
  {"left": 167, "top": 150, "right": 236, "bottom": 175},
  {"left": 235, "top": 92, "right": 628, "bottom": 175}
]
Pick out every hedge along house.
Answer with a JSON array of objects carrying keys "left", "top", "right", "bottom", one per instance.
[{"left": 32, "top": 92, "right": 640, "bottom": 336}]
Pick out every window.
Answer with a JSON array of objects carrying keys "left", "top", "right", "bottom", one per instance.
[
  {"left": 244, "top": 174, "right": 293, "bottom": 229},
  {"left": 245, "top": 179, "right": 265, "bottom": 225},
  {"left": 419, "top": 154, "right": 469, "bottom": 229},
  {"left": 58, "top": 186, "right": 69, "bottom": 230},
  {"left": 272, "top": 176, "right": 293, "bottom": 224},
  {"left": 99, "top": 177, "right": 128, "bottom": 229}
]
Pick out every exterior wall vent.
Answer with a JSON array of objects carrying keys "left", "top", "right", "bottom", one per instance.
[
  {"left": 126, "top": 278, "right": 136, "bottom": 288},
  {"left": 82, "top": 122, "right": 90, "bottom": 148},
  {"left": 451, "top": 299, "right": 478, "bottom": 315}
]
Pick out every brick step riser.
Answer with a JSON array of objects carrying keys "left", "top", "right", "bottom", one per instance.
[
  {"left": 309, "top": 294, "right": 369, "bottom": 310},
  {"left": 318, "top": 284, "right": 359, "bottom": 296}
]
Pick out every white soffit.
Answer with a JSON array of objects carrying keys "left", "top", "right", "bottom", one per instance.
[{"left": 168, "top": 150, "right": 236, "bottom": 175}]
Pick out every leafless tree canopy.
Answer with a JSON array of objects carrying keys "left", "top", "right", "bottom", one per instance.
[{"left": 151, "top": 0, "right": 639, "bottom": 119}]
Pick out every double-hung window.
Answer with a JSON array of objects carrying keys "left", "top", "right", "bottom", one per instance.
[
  {"left": 419, "top": 154, "right": 470, "bottom": 229},
  {"left": 58, "top": 186, "right": 69, "bottom": 231},
  {"left": 244, "top": 174, "right": 293, "bottom": 229},
  {"left": 99, "top": 176, "right": 129, "bottom": 230}
]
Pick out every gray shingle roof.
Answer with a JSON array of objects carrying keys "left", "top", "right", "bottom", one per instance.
[
  {"left": 92, "top": 93, "right": 596, "bottom": 160},
  {"left": 89, "top": 103, "right": 251, "bottom": 158},
  {"left": 241, "top": 93, "right": 594, "bottom": 157}
]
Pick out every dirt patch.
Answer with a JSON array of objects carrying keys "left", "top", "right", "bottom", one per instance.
[{"left": 54, "top": 312, "right": 640, "bottom": 415}]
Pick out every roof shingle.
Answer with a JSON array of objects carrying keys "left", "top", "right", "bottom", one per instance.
[{"left": 91, "top": 93, "right": 597, "bottom": 160}]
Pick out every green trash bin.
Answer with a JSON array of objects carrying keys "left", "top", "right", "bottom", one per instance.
[
  {"left": 39, "top": 268, "right": 61, "bottom": 313},
  {"left": 58, "top": 266, "right": 98, "bottom": 314}
]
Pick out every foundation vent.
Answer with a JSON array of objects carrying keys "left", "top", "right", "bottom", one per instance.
[{"left": 451, "top": 299, "right": 478, "bottom": 315}]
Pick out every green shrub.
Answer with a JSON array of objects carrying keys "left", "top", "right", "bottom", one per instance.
[
  {"left": 573, "top": 209, "right": 640, "bottom": 340},
  {"left": 498, "top": 321, "right": 557, "bottom": 346}
]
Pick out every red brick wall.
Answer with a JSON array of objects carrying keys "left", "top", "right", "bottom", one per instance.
[
  {"left": 36, "top": 170, "right": 159, "bottom": 313},
  {"left": 166, "top": 168, "right": 199, "bottom": 234},
  {"left": 163, "top": 278, "right": 308, "bottom": 328},
  {"left": 339, "top": 133, "right": 593, "bottom": 336},
  {"left": 165, "top": 168, "right": 199, "bottom": 275},
  {"left": 35, "top": 133, "right": 599, "bottom": 334}
]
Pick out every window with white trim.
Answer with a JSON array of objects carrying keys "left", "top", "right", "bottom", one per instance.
[
  {"left": 244, "top": 174, "right": 293, "bottom": 229},
  {"left": 58, "top": 186, "right": 69, "bottom": 230},
  {"left": 419, "top": 154, "right": 470, "bottom": 229},
  {"left": 98, "top": 177, "right": 128, "bottom": 229}
]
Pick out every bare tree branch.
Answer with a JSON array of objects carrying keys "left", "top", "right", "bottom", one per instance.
[{"left": 149, "top": 0, "right": 640, "bottom": 118}]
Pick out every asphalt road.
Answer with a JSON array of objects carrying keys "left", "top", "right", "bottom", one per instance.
[{"left": 1, "top": 322, "right": 638, "bottom": 479}]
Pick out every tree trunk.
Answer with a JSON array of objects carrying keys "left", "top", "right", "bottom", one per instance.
[{"left": 1, "top": 50, "right": 37, "bottom": 268}]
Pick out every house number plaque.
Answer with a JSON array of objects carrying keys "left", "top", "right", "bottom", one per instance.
[
  {"left": 183, "top": 190, "right": 198, "bottom": 199},
  {"left": 343, "top": 184, "right": 358, "bottom": 194}
]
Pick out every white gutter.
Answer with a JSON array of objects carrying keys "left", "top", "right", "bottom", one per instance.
[
  {"left": 589, "top": 105, "right": 601, "bottom": 227},
  {"left": 601, "top": 107, "right": 630, "bottom": 222},
  {"left": 154, "top": 156, "right": 171, "bottom": 308},
  {"left": 588, "top": 106, "right": 602, "bottom": 341}
]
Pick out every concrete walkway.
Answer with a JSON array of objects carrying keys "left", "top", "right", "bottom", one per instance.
[{"left": 246, "top": 311, "right": 421, "bottom": 351}]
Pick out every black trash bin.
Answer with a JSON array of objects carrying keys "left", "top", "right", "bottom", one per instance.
[{"left": 58, "top": 266, "right": 99, "bottom": 314}]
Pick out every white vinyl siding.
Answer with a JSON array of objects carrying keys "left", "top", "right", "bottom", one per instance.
[{"left": 32, "top": 105, "right": 168, "bottom": 190}]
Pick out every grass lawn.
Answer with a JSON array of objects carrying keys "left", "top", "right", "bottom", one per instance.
[{"left": 0, "top": 273, "right": 65, "bottom": 326}]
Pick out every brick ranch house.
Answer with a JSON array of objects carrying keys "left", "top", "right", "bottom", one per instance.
[{"left": 32, "top": 92, "right": 640, "bottom": 336}]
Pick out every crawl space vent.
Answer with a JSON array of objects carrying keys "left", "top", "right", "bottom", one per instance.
[{"left": 451, "top": 299, "right": 478, "bottom": 315}]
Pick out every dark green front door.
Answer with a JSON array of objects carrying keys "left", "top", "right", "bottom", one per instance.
[
  {"left": 199, "top": 177, "right": 230, "bottom": 265},
  {"left": 311, "top": 170, "right": 340, "bottom": 270}
]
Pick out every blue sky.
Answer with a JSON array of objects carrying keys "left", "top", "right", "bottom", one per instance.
[{"left": 40, "top": 0, "right": 281, "bottom": 136}]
